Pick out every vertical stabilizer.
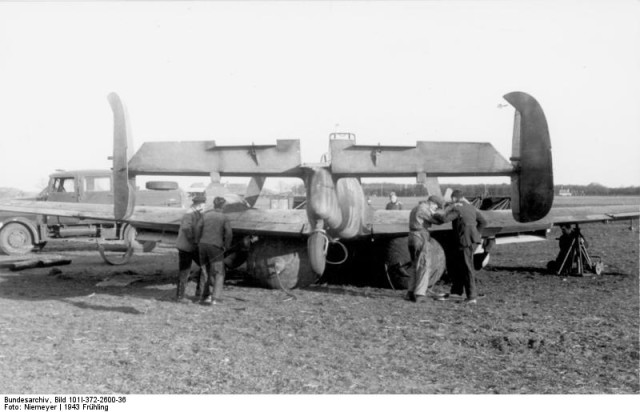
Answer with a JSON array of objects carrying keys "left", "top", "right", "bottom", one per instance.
[
  {"left": 107, "top": 92, "right": 136, "bottom": 221},
  {"left": 504, "top": 91, "right": 554, "bottom": 223}
]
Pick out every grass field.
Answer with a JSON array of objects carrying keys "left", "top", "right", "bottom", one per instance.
[{"left": 0, "top": 198, "right": 638, "bottom": 395}]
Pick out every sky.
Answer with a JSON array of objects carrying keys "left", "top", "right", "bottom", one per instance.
[{"left": 0, "top": 0, "right": 639, "bottom": 192}]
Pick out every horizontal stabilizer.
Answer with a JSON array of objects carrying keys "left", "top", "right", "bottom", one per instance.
[
  {"left": 329, "top": 139, "right": 513, "bottom": 177},
  {"left": 128, "top": 140, "right": 302, "bottom": 177}
]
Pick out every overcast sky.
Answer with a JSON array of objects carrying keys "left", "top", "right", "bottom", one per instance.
[{"left": 0, "top": 0, "right": 638, "bottom": 191}]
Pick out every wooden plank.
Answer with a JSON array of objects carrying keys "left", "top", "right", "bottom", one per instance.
[
  {"left": 7, "top": 258, "right": 72, "bottom": 271},
  {"left": 0, "top": 200, "right": 114, "bottom": 220}
]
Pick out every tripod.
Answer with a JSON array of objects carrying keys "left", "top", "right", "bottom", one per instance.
[{"left": 556, "top": 224, "right": 603, "bottom": 276}]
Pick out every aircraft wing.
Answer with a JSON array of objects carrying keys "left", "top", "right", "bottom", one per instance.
[
  {"left": 0, "top": 199, "right": 311, "bottom": 236},
  {"left": 2, "top": 199, "right": 637, "bottom": 238},
  {"left": 369, "top": 204, "right": 640, "bottom": 238},
  {"left": 0, "top": 200, "right": 116, "bottom": 221}
]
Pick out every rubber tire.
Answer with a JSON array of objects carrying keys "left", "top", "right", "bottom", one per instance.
[
  {"left": 383, "top": 237, "right": 412, "bottom": 289},
  {"left": 123, "top": 225, "right": 143, "bottom": 252},
  {"left": 0, "top": 222, "right": 34, "bottom": 255},
  {"left": 98, "top": 244, "right": 134, "bottom": 266},
  {"left": 308, "top": 232, "right": 328, "bottom": 275},
  {"left": 145, "top": 181, "right": 179, "bottom": 191}
]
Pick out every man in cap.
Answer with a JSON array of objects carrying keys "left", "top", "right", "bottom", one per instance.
[
  {"left": 406, "top": 195, "right": 444, "bottom": 303},
  {"left": 436, "top": 190, "right": 487, "bottom": 304},
  {"left": 198, "top": 196, "right": 233, "bottom": 305},
  {"left": 385, "top": 192, "right": 403, "bottom": 210},
  {"left": 175, "top": 193, "right": 206, "bottom": 302}
]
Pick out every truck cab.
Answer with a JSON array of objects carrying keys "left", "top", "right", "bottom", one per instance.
[{"left": 0, "top": 170, "right": 185, "bottom": 256}]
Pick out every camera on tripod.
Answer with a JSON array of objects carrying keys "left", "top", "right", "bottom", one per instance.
[{"left": 547, "top": 224, "right": 604, "bottom": 276}]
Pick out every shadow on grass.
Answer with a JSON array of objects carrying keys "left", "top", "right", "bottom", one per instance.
[
  {"left": 64, "top": 300, "right": 144, "bottom": 315},
  {"left": 486, "top": 266, "right": 550, "bottom": 276},
  {"left": 487, "top": 265, "right": 630, "bottom": 278},
  {"left": 301, "top": 283, "right": 401, "bottom": 300}
]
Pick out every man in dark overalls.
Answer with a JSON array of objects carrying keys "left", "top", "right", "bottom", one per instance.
[
  {"left": 175, "top": 194, "right": 206, "bottom": 302},
  {"left": 406, "top": 195, "right": 444, "bottom": 303},
  {"left": 199, "top": 197, "right": 233, "bottom": 305},
  {"left": 436, "top": 190, "right": 487, "bottom": 304}
]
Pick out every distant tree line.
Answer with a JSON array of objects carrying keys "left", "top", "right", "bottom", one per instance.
[
  {"left": 556, "top": 183, "right": 640, "bottom": 196},
  {"left": 341, "top": 183, "right": 640, "bottom": 197},
  {"left": 0, "top": 188, "right": 30, "bottom": 199},
  {"left": 356, "top": 183, "right": 640, "bottom": 197},
  {"left": 251, "top": 182, "right": 640, "bottom": 198},
  {"left": 361, "top": 183, "right": 509, "bottom": 197}
]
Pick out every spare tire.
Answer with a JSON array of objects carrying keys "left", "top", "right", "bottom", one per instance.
[{"left": 146, "top": 181, "right": 179, "bottom": 191}]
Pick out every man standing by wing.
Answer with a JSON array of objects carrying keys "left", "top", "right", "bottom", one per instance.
[
  {"left": 406, "top": 195, "right": 445, "bottom": 303},
  {"left": 436, "top": 190, "right": 487, "bottom": 304},
  {"left": 199, "top": 197, "right": 233, "bottom": 305},
  {"left": 386, "top": 192, "right": 403, "bottom": 210},
  {"left": 175, "top": 193, "right": 206, "bottom": 302}
]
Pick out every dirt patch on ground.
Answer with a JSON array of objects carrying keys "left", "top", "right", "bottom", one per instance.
[{"left": 0, "top": 220, "right": 638, "bottom": 394}]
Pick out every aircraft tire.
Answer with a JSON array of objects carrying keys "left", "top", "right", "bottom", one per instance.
[
  {"left": 98, "top": 244, "right": 134, "bottom": 265},
  {"left": 123, "top": 224, "right": 145, "bottom": 252},
  {"left": 308, "top": 231, "right": 328, "bottom": 276},
  {"left": 246, "top": 238, "right": 315, "bottom": 289},
  {"left": 383, "top": 237, "right": 412, "bottom": 289},
  {"left": 384, "top": 237, "right": 446, "bottom": 290},
  {"left": 0, "top": 222, "right": 34, "bottom": 255}
]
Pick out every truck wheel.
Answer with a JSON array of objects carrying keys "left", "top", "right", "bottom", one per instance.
[{"left": 0, "top": 222, "right": 34, "bottom": 255}]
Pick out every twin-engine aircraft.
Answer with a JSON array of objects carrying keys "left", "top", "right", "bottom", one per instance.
[{"left": 1, "top": 92, "right": 637, "bottom": 288}]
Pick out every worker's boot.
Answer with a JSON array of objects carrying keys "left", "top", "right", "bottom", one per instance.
[
  {"left": 405, "top": 291, "right": 416, "bottom": 302},
  {"left": 175, "top": 284, "right": 186, "bottom": 302},
  {"left": 176, "top": 270, "right": 189, "bottom": 302},
  {"left": 195, "top": 267, "right": 207, "bottom": 300}
]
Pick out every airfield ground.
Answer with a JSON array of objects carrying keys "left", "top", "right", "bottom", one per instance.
[{"left": 0, "top": 197, "right": 638, "bottom": 394}]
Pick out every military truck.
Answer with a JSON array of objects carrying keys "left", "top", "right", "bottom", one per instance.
[{"left": 0, "top": 169, "right": 186, "bottom": 262}]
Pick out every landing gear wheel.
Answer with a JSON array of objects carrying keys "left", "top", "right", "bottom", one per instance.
[
  {"left": 123, "top": 224, "right": 156, "bottom": 253},
  {"left": 141, "top": 241, "right": 157, "bottom": 253},
  {"left": 308, "top": 230, "right": 328, "bottom": 275},
  {"left": 0, "top": 222, "right": 34, "bottom": 255},
  {"left": 98, "top": 244, "right": 134, "bottom": 265}
]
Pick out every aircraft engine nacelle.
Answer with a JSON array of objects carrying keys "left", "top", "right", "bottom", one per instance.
[
  {"left": 334, "top": 177, "right": 368, "bottom": 239},
  {"left": 307, "top": 168, "right": 342, "bottom": 230},
  {"left": 306, "top": 169, "right": 369, "bottom": 275},
  {"left": 245, "top": 238, "right": 318, "bottom": 289}
]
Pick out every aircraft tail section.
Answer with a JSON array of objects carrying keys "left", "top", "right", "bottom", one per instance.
[
  {"left": 107, "top": 92, "right": 136, "bottom": 221},
  {"left": 504, "top": 91, "right": 554, "bottom": 223},
  {"left": 328, "top": 140, "right": 513, "bottom": 178},
  {"left": 106, "top": 90, "right": 553, "bottom": 224}
]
